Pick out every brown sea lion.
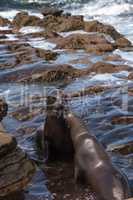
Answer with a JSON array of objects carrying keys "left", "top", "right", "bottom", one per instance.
[
  {"left": 65, "top": 112, "right": 131, "bottom": 200},
  {"left": 43, "top": 96, "right": 74, "bottom": 161}
]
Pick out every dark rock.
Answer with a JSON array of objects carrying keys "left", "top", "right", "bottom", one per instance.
[
  {"left": 0, "top": 98, "right": 8, "bottom": 121},
  {"left": 41, "top": 7, "right": 63, "bottom": 17},
  {"left": 112, "top": 116, "right": 133, "bottom": 125},
  {"left": 0, "top": 35, "right": 8, "bottom": 39},
  {"left": 35, "top": 48, "right": 58, "bottom": 60}
]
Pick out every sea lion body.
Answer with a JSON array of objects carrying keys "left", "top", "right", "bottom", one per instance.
[
  {"left": 66, "top": 113, "right": 131, "bottom": 200},
  {"left": 43, "top": 96, "right": 74, "bottom": 161}
]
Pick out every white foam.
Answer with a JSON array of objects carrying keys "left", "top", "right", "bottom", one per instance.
[
  {"left": 71, "top": 1, "right": 133, "bottom": 17},
  {"left": 0, "top": 10, "right": 19, "bottom": 21},
  {"left": 19, "top": 26, "right": 44, "bottom": 34},
  {"left": 0, "top": 26, "right": 12, "bottom": 30},
  {"left": 90, "top": 73, "right": 117, "bottom": 82},
  {"left": 90, "top": 73, "right": 128, "bottom": 86},
  {"left": 0, "top": 34, "right": 18, "bottom": 41},
  {"left": 0, "top": 10, "right": 44, "bottom": 21},
  {"left": 59, "top": 30, "right": 93, "bottom": 37},
  {"left": 28, "top": 39, "right": 56, "bottom": 50},
  {"left": 5, "top": 34, "right": 18, "bottom": 41},
  {"left": 28, "top": 11, "right": 44, "bottom": 19}
]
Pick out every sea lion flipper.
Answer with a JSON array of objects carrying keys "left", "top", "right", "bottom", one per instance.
[{"left": 74, "top": 164, "right": 87, "bottom": 185}]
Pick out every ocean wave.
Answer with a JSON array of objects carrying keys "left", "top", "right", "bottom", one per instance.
[{"left": 71, "top": 0, "right": 133, "bottom": 16}]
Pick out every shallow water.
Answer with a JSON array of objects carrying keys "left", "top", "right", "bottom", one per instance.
[{"left": 0, "top": 0, "right": 133, "bottom": 199}]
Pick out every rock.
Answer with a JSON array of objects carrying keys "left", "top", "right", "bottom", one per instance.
[
  {"left": 54, "top": 33, "right": 114, "bottom": 54},
  {"left": 112, "top": 116, "right": 133, "bottom": 125},
  {"left": 104, "top": 54, "right": 123, "bottom": 62},
  {"left": 0, "top": 132, "right": 35, "bottom": 197},
  {"left": 128, "top": 72, "right": 133, "bottom": 80},
  {"left": 109, "top": 142, "right": 133, "bottom": 155},
  {"left": 70, "top": 85, "right": 111, "bottom": 97},
  {"left": 86, "top": 43, "right": 113, "bottom": 54},
  {"left": 27, "top": 64, "right": 84, "bottom": 83},
  {"left": 8, "top": 42, "right": 38, "bottom": 66},
  {"left": 11, "top": 106, "right": 43, "bottom": 122},
  {"left": 0, "top": 98, "right": 8, "bottom": 121},
  {"left": 41, "top": 7, "right": 63, "bottom": 17},
  {"left": 8, "top": 42, "right": 31, "bottom": 52},
  {"left": 88, "top": 61, "right": 131, "bottom": 74},
  {"left": 0, "top": 16, "right": 11, "bottom": 26},
  {"left": 35, "top": 48, "right": 58, "bottom": 60},
  {"left": 0, "top": 63, "right": 85, "bottom": 83},
  {"left": 84, "top": 20, "right": 122, "bottom": 40},
  {"left": 26, "top": 30, "right": 60, "bottom": 39},
  {"left": 115, "top": 37, "right": 132, "bottom": 48},
  {"left": 12, "top": 12, "right": 43, "bottom": 29},
  {"left": 0, "top": 29, "right": 13, "bottom": 35},
  {"left": 43, "top": 15, "right": 84, "bottom": 32}
]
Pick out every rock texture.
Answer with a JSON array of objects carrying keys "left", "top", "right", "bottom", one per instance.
[
  {"left": 84, "top": 20, "right": 122, "bottom": 40},
  {"left": 54, "top": 33, "right": 114, "bottom": 54},
  {"left": 41, "top": 7, "right": 63, "bottom": 17},
  {"left": 0, "top": 132, "right": 35, "bottom": 198},
  {"left": 0, "top": 16, "right": 11, "bottom": 26},
  {"left": 12, "top": 12, "right": 43, "bottom": 28},
  {"left": 43, "top": 15, "right": 84, "bottom": 32}
]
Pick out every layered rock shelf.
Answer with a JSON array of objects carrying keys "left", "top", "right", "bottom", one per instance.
[{"left": 0, "top": 132, "right": 35, "bottom": 198}]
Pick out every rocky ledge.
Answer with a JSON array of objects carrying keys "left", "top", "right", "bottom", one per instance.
[{"left": 0, "top": 131, "right": 35, "bottom": 198}]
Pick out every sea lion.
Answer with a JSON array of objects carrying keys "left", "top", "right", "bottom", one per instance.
[
  {"left": 65, "top": 112, "right": 131, "bottom": 200},
  {"left": 43, "top": 96, "right": 74, "bottom": 161}
]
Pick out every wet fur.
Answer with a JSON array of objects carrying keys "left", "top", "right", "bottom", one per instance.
[
  {"left": 43, "top": 96, "right": 74, "bottom": 161},
  {"left": 66, "top": 113, "right": 131, "bottom": 200}
]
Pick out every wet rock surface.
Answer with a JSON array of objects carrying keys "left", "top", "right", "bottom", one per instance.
[
  {"left": 88, "top": 61, "right": 131, "bottom": 74},
  {"left": 0, "top": 16, "right": 11, "bottom": 26},
  {"left": 0, "top": 132, "right": 35, "bottom": 198},
  {"left": 54, "top": 33, "right": 114, "bottom": 54},
  {"left": 108, "top": 141, "right": 133, "bottom": 155},
  {"left": 12, "top": 12, "right": 43, "bottom": 29},
  {"left": 43, "top": 15, "right": 84, "bottom": 32},
  {"left": 84, "top": 20, "right": 122, "bottom": 40},
  {"left": 41, "top": 7, "right": 63, "bottom": 17}
]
